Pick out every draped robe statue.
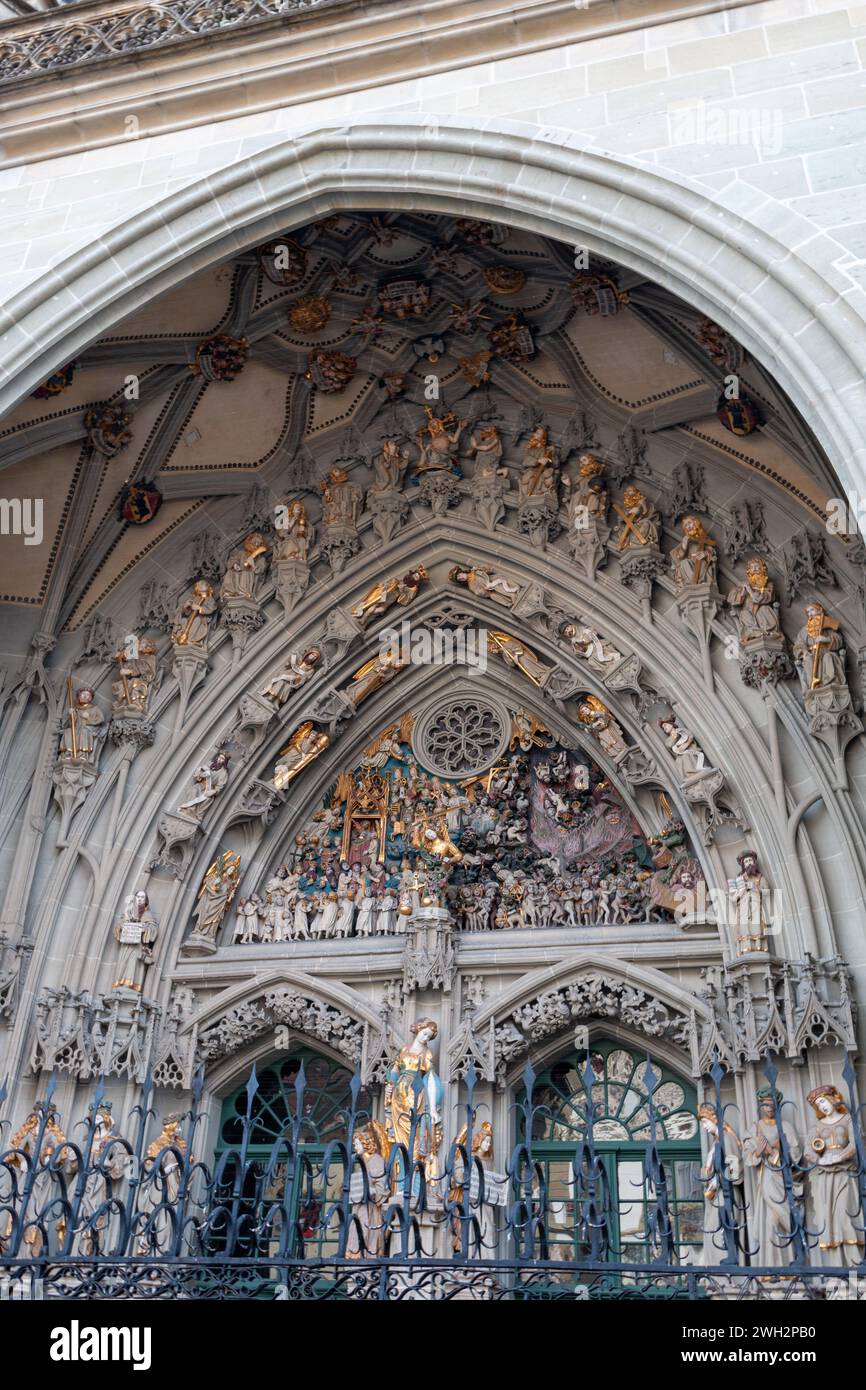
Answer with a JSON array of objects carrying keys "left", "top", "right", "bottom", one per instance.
[
  {"left": 384, "top": 1019, "right": 444, "bottom": 1183},
  {"left": 806, "top": 1084, "right": 864, "bottom": 1267}
]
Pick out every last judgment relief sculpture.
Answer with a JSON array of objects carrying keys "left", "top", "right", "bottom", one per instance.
[{"left": 214, "top": 716, "right": 703, "bottom": 946}]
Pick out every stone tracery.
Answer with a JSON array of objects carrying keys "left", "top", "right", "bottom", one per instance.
[{"left": 3, "top": 206, "right": 866, "bottom": 1286}]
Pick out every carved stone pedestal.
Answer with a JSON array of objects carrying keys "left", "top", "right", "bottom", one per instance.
[
  {"left": 366, "top": 489, "right": 408, "bottom": 544},
  {"left": 802, "top": 683, "right": 863, "bottom": 774},
  {"left": 738, "top": 636, "right": 793, "bottom": 689},
  {"left": 320, "top": 523, "right": 360, "bottom": 573},
  {"left": 180, "top": 933, "right": 218, "bottom": 958},
  {"left": 51, "top": 759, "right": 98, "bottom": 842},
  {"left": 470, "top": 473, "right": 509, "bottom": 532},
  {"left": 569, "top": 519, "right": 610, "bottom": 580},
  {"left": 403, "top": 906, "right": 456, "bottom": 994},
  {"left": 616, "top": 547, "right": 663, "bottom": 617},
  {"left": 233, "top": 691, "right": 277, "bottom": 759},
  {"left": 151, "top": 809, "right": 202, "bottom": 878},
  {"left": 221, "top": 596, "right": 265, "bottom": 660},
  {"left": 517, "top": 494, "right": 558, "bottom": 550},
  {"left": 416, "top": 473, "right": 461, "bottom": 516},
  {"left": 109, "top": 714, "right": 156, "bottom": 756},
  {"left": 273, "top": 557, "right": 311, "bottom": 618}
]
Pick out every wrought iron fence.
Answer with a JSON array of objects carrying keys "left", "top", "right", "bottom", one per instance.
[{"left": 1, "top": 1053, "right": 864, "bottom": 1300}]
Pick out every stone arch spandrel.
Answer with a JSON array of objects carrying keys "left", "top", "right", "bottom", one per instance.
[{"left": 1, "top": 118, "right": 864, "bottom": 502}]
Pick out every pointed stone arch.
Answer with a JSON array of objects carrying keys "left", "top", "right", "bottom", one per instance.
[
  {"left": 447, "top": 950, "right": 712, "bottom": 1085},
  {"left": 1, "top": 116, "right": 863, "bottom": 502},
  {"left": 168, "top": 968, "right": 396, "bottom": 1093}
]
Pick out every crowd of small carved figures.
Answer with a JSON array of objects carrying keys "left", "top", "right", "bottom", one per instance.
[
  {"left": 39, "top": 214, "right": 859, "bottom": 989},
  {"left": 220, "top": 735, "right": 705, "bottom": 945}
]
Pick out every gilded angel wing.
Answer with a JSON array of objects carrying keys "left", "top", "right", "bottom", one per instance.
[{"left": 369, "top": 1118, "right": 392, "bottom": 1159}]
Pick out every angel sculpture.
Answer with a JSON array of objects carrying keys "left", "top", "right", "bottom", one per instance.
[{"left": 348, "top": 1120, "right": 392, "bottom": 1258}]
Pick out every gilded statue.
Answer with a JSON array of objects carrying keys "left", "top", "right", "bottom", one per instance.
[
  {"left": 260, "top": 646, "right": 322, "bottom": 707},
  {"left": 342, "top": 650, "right": 406, "bottom": 709},
  {"left": 726, "top": 557, "right": 784, "bottom": 646},
  {"left": 670, "top": 515, "right": 717, "bottom": 590},
  {"left": 518, "top": 425, "right": 559, "bottom": 503},
  {"left": 577, "top": 694, "right": 628, "bottom": 760},
  {"left": 171, "top": 579, "right": 216, "bottom": 649},
  {"left": 220, "top": 531, "right": 269, "bottom": 602},
  {"left": 411, "top": 812, "right": 463, "bottom": 864},
  {"left": 272, "top": 499, "right": 312, "bottom": 561},
  {"left": 274, "top": 722, "right": 330, "bottom": 789},
  {"left": 449, "top": 564, "right": 521, "bottom": 609},
  {"left": 350, "top": 566, "right": 428, "bottom": 623},
  {"left": 468, "top": 424, "right": 506, "bottom": 477},
  {"left": 488, "top": 631, "right": 550, "bottom": 687},
  {"left": 414, "top": 408, "right": 466, "bottom": 476},
  {"left": 111, "top": 637, "right": 157, "bottom": 715},
  {"left": 793, "top": 602, "right": 847, "bottom": 693},
  {"left": 385, "top": 1019, "right": 444, "bottom": 1182},
  {"left": 563, "top": 452, "right": 608, "bottom": 527},
  {"left": 137, "top": 1117, "right": 187, "bottom": 1255},
  {"left": 1, "top": 1104, "right": 74, "bottom": 1254},
  {"left": 190, "top": 851, "right": 241, "bottom": 942},
  {"left": 59, "top": 684, "right": 104, "bottom": 766},
  {"left": 612, "top": 486, "right": 660, "bottom": 551},
  {"left": 320, "top": 466, "right": 363, "bottom": 529},
  {"left": 369, "top": 438, "right": 410, "bottom": 494}
]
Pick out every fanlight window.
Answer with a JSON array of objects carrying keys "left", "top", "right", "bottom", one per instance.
[
  {"left": 530, "top": 1042, "right": 699, "bottom": 1143},
  {"left": 218, "top": 1051, "right": 370, "bottom": 1150}
]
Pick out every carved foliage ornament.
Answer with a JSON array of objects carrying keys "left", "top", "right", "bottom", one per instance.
[
  {"left": 196, "top": 988, "right": 365, "bottom": 1066},
  {"left": 450, "top": 975, "right": 691, "bottom": 1083}
]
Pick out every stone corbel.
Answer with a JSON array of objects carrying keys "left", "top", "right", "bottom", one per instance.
[
  {"left": 672, "top": 583, "right": 718, "bottom": 690},
  {"left": 273, "top": 556, "right": 312, "bottom": 618},
  {"left": 615, "top": 547, "right": 664, "bottom": 622},
  {"left": 220, "top": 597, "right": 266, "bottom": 662},
  {"left": 150, "top": 808, "right": 203, "bottom": 879},
  {"left": 415, "top": 472, "right": 462, "bottom": 517},
  {"left": 365, "top": 489, "right": 409, "bottom": 545},
  {"left": 51, "top": 759, "right": 100, "bottom": 844},
  {"left": 171, "top": 643, "right": 209, "bottom": 732}
]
